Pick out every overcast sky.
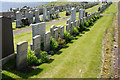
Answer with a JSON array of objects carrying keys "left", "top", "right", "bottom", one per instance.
[
  {"left": 1, "top": 0, "right": 119, "bottom": 2},
  {"left": 1, "top": 0, "right": 98, "bottom": 2}
]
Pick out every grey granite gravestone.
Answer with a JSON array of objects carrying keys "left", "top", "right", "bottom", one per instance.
[
  {"left": 0, "top": 16, "right": 14, "bottom": 58},
  {"left": 60, "top": 26, "right": 64, "bottom": 39},
  {"left": 35, "top": 10, "right": 40, "bottom": 23},
  {"left": 53, "top": 28, "right": 58, "bottom": 41},
  {"left": 16, "top": 41, "right": 28, "bottom": 70},
  {"left": 70, "top": 8, "right": 76, "bottom": 22},
  {"left": 66, "top": 24, "right": 70, "bottom": 33},
  {"left": 44, "top": 31, "right": 51, "bottom": 51},
  {"left": 28, "top": 11, "right": 33, "bottom": 24},
  {"left": 50, "top": 25, "right": 56, "bottom": 37},
  {"left": 33, "top": 35, "right": 41, "bottom": 55},
  {"left": 37, "top": 22, "right": 46, "bottom": 43},
  {"left": 16, "top": 11, "right": 22, "bottom": 28}
]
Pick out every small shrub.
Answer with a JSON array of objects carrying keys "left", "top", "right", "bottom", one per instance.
[
  {"left": 79, "top": 23, "right": 86, "bottom": 32},
  {"left": 48, "top": 50, "right": 54, "bottom": 55},
  {"left": 92, "top": 17, "right": 96, "bottom": 22},
  {"left": 58, "top": 38, "right": 66, "bottom": 45},
  {"left": 27, "top": 50, "right": 40, "bottom": 65},
  {"left": 94, "top": 15, "right": 97, "bottom": 19},
  {"left": 84, "top": 21, "right": 89, "bottom": 27},
  {"left": 38, "top": 51, "right": 49, "bottom": 63},
  {"left": 90, "top": 18, "right": 93, "bottom": 22},
  {"left": 50, "top": 37, "right": 59, "bottom": 50},
  {"left": 64, "top": 31, "right": 73, "bottom": 42},
  {"left": 77, "top": 26, "right": 81, "bottom": 32},
  {"left": 73, "top": 27, "right": 79, "bottom": 35}
]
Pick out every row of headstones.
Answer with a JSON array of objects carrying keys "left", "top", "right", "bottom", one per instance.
[
  {"left": 43, "top": 7, "right": 60, "bottom": 21},
  {"left": 16, "top": 22, "right": 64, "bottom": 70},
  {"left": 16, "top": 8, "right": 60, "bottom": 28},
  {"left": 15, "top": 2, "right": 102, "bottom": 70},
  {"left": 98, "top": 2, "right": 112, "bottom": 13},
  {"left": 15, "top": 2, "right": 107, "bottom": 70},
  {"left": 66, "top": 9, "right": 100, "bottom": 35},
  {"left": 65, "top": 2, "right": 99, "bottom": 16}
]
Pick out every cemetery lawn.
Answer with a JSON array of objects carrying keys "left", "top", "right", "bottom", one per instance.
[
  {"left": 2, "top": 14, "right": 114, "bottom": 78},
  {"left": 102, "top": 2, "right": 118, "bottom": 14}
]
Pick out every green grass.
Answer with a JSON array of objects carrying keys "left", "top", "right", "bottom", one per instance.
[
  {"left": 2, "top": 15, "right": 114, "bottom": 79},
  {"left": 102, "top": 2, "right": 118, "bottom": 14}
]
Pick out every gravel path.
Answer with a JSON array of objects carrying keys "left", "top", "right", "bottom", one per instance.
[{"left": 13, "top": 5, "right": 101, "bottom": 35}]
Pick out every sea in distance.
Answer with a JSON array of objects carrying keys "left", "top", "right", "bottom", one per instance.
[{"left": 0, "top": 1, "right": 48, "bottom": 12}]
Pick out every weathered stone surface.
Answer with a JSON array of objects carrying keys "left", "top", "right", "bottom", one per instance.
[
  {"left": 16, "top": 11, "right": 22, "bottom": 28},
  {"left": 35, "top": 10, "right": 40, "bottom": 23},
  {"left": 70, "top": 22, "right": 74, "bottom": 34},
  {"left": 33, "top": 35, "right": 41, "bottom": 55},
  {"left": 53, "top": 28, "right": 58, "bottom": 41},
  {"left": 37, "top": 22, "right": 46, "bottom": 43},
  {"left": 28, "top": 11, "right": 33, "bottom": 24},
  {"left": 70, "top": 8, "right": 76, "bottom": 22},
  {"left": 1, "top": 16, "right": 14, "bottom": 58},
  {"left": 32, "top": 22, "right": 46, "bottom": 43},
  {"left": 44, "top": 31, "right": 51, "bottom": 51},
  {"left": 66, "top": 24, "right": 70, "bottom": 32},
  {"left": 43, "top": 7, "right": 47, "bottom": 21},
  {"left": 50, "top": 25, "right": 56, "bottom": 37},
  {"left": 31, "top": 24, "right": 39, "bottom": 37},
  {"left": 60, "top": 26, "right": 64, "bottom": 38},
  {"left": 16, "top": 41, "right": 28, "bottom": 70}
]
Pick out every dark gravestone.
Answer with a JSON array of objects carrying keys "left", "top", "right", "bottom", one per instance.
[{"left": 0, "top": 16, "right": 14, "bottom": 58}]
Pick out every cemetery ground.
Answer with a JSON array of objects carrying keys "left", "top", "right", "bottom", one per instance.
[
  {"left": 13, "top": 4, "right": 103, "bottom": 50},
  {"left": 12, "top": 3, "right": 102, "bottom": 31},
  {"left": 2, "top": 2, "right": 118, "bottom": 79}
]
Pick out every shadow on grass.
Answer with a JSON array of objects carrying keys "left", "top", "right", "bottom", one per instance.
[
  {"left": 2, "top": 73, "right": 16, "bottom": 80},
  {"left": 2, "top": 57, "right": 54, "bottom": 79}
]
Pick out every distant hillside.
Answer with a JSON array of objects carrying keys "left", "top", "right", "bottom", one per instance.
[{"left": 38, "top": 2, "right": 81, "bottom": 8}]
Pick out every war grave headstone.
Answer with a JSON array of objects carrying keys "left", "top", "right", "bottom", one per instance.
[
  {"left": 32, "top": 22, "right": 46, "bottom": 43},
  {"left": 60, "top": 26, "right": 64, "bottom": 38},
  {"left": 50, "top": 25, "right": 56, "bottom": 37},
  {"left": 0, "top": 16, "right": 14, "bottom": 59},
  {"left": 66, "top": 24, "right": 70, "bottom": 32},
  {"left": 70, "top": 8, "right": 76, "bottom": 22},
  {"left": 53, "top": 28, "right": 58, "bottom": 41},
  {"left": 43, "top": 7, "right": 47, "bottom": 21},
  {"left": 70, "top": 22, "right": 74, "bottom": 34},
  {"left": 44, "top": 31, "right": 51, "bottom": 51},
  {"left": 28, "top": 11, "right": 33, "bottom": 24},
  {"left": 48, "top": 11, "right": 50, "bottom": 20},
  {"left": 16, "top": 11, "right": 22, "bottom": 28},
  {"left": 35, "top": 10, "right": 40, "bottom": 23},
  {"left": 32, "top": 35, "right": 41, "bottom": 55},
  {"left": 16, "top": 41, "right": 28, "bottom": 70}
]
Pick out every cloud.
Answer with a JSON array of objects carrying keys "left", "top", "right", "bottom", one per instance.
[{"left": 1, "top": 0, "right": 57, "bottom": 2}]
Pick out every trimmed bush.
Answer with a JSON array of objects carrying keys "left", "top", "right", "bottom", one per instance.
[
  {"left": 48, "top": 50, "right": 55, "bottom": 55},
  {"left": 84, "top": 21, "right": 89, "bottom": 27},
  {"left": 58, "top": 37, "right": 66, "bottom": 45},
  {"left": 38, "top": 51, "right": 49, "bottom": 63},
  {"left": 79, "top": 23, "right": 86, "bottom": 32},
  {"left": 27, "top": 50, "right": 40, "bottom": 65},
  {"left": 64, "top": 31, "right": 73, "bottom": 42},
  {"left": 77, "top": 26, "right": 81, "bottom": 32},
  {"left": 50, "top": 37, "right": 58, "bottom": 50},
  {"left": 73, "top": 27, "right": 79, "bottom": 36}
]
